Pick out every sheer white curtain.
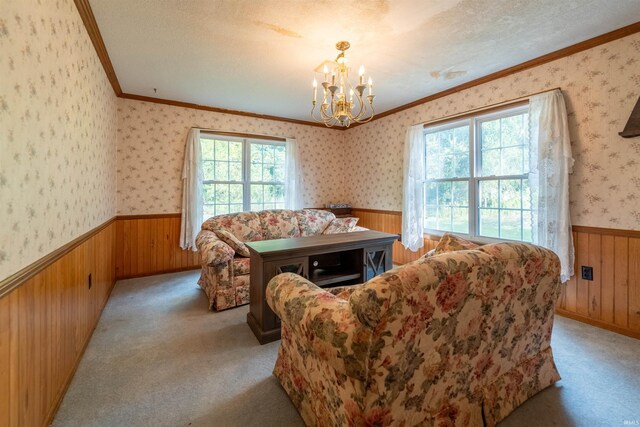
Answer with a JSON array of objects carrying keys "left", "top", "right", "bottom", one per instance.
[
  {"left": 402, "top": 124, "right": 426, "bottom": 251},
  {"left": 284, "top": 138, "right": 305, "bottom": 210},
  {"left": 179, "top": 128, "right": 204, "bottom": 251},
  {"left": 529, "top": 89, "right": 575, "bottom": 281}
]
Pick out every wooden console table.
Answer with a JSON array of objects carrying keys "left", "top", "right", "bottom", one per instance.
[{"left": 246, "top": 231, "right": 399, "bottom": 344}]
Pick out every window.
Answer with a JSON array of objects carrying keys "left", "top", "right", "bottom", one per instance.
[
  {"left": 424, "top": 105, "right": 532, "bottom": 242},
  {"left": 200, "top": 134, "right": 286, "bottom": 221}
]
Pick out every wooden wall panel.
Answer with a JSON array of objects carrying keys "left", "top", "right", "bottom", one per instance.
[
  {"left": 0, "top": 221, "right": 116, "bottom": 426},
  {"left": 114, "top": 215, "right": 201, "bottom": 280},
  {"left": 352, "top": 208, "right": 640, "bottom": 340}
]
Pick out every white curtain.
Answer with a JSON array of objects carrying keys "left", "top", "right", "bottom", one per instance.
[
  {"left": 402, "top": 124, "right": 426, "bottom": 251},
  {"left": 179, "top": 128, "right": 204, "bottom": 251},
  {"left": 528, "top": 89, "right": 575, "bottom": 282},
  {"left": 284, "top": 138, "right": 305, "bottom": 210}
]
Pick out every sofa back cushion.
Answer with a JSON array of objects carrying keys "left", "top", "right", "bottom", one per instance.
[
  {"left": 296, "top": 209, "right": 336, "bottom": 237},
  {"left": 202, "top": 211, "right": 264, "bottom": 242},
  {"left": 433, "top": 232, "right": 479, "bottom": 255},
  {"left": 347, "top": 242, "right": 560, "bottom": 415},
  {"left": 258, "top": 210, "right": 301, "bottom": 240}
]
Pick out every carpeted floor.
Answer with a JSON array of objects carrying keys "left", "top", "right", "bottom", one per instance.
[{"left": 53, "top": 271, "right": 640, "bottom": 427}]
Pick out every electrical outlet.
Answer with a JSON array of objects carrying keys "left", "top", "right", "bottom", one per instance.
[
  {"left": 88, "top": 273, "right": 92, "bottom": 289},
  {"left": 581, "top": 266, "right": 593, "bottom": 281}
]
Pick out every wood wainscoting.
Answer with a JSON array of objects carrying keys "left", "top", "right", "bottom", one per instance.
[
  {"left": 352, "top": 208, "right": 640, "bottom": 339},
  {"left": 115, "top": 214, "right": 201, "bottom": 280},
  {"left": 0, "top": 220, "right": 116, "bottom": 426}
]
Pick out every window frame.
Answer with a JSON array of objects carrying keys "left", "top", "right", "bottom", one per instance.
[
  {"left": 200, "top": 134, "right": 286, "bottom": 219},
  {"left": 423, "top": 104, "right": 531, "bottom": 244}
]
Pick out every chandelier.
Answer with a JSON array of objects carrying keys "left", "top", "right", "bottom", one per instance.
[{"left": 311, "top": 41, "right": 375, "bottom": 128}]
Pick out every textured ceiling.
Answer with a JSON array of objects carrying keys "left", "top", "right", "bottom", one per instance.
[{"left": 90, "top": 0, "right": 640, "bottom": 121}]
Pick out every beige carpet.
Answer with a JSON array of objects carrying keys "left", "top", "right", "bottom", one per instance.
[{"left": 53, "top": 271, "right": 640, "bottom": 427}]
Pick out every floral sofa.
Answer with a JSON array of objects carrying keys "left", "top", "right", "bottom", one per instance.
[
  {"left": 195, "top": 209, "right": 365, "bottom": 311},
  {"left": 266, "top": 238, "right": 562, "bottom": 426}
]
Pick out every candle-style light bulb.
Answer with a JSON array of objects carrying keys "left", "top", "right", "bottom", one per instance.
[
  {"left": 312, "top": 78, "right": 317, "bottom": 101},
  {"left": 368, "top": 77, "right": 373, "bottom": 95},
  {"left": 323, "top": 65, "right": 329, "bottom": 82},
  {"left": 358, "top": 65, "right": 365, "bottom": 85},
  {"left": 349, "top": 88, "right": 354, "bottom": 103}
]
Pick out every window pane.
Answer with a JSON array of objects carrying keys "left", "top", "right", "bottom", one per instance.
[
  {"left": 251, "top": 185, "right": 264, "bottom": 203},
  {"left": 214, "top": 161, "right": 228, "bottom": 181},
  {"left": 274, "top": 164, "right": 285, "bottom": 182},
  {"left": 481, "top": 149, "right": 500, "bottom": 176},
  {"left": 437, "top": 206, "right": 452, "bottom": 232},
  {"left": 452, "top": 181, "right": 468, "bottom": 207},
  {"left": 203, "top": 161, "right": 215, "bottom": 181},
  {"left": 452, "top": 126, "right": 468, "bottom": 152},
  {"left": 229, "top": 184, "right": 243, "bottom": 204},
  {"left": 479, "top": 208, "right": 499, "bottom": 238},
  {"left": 522, "top": 179, "right": 531, "bottom": 209},
  {"left": 263, "top": 164, "right": 276, "bottom": 182},
  {"left": 229, "top": 141, "right": 243, "bottom": 161},
  {"left": 437, "top": 182, "right": 452, "bottom": 205},
  {"left": 452, "top": 208, "right": 469, "bottom": 233},
  {"left": 500, "top": 210, "right": 522, "bottom": 241},
  {"left": 500, "top": 179, "right": 522, "bottom": 209},
  {"left": 481, "top": 119, "right": 500, "bottom": 149},
  {"left": 216, "top": 184, "right": 229, "bottom": 204},
  {"left": 425, "top": 124, "right": 469, "bottom": 180},
  {"left": 522, "top": 211, "right": 533, "bottom": 242},
  {"left": 203, "top": 205, "right": 215, "bottom": 220},
  {"left": 229, "top": 162, "right": 242, "bottom": 181},
  {"left": 479, "top": 180, "right": 499, "bottom": 208},
  {"left": 500, "top": 115, "right": 523, "bottom": 147},
  {"left": 425, "top": 182, "right": 437, "bottom": 205},
  {"left": 201, "top": 139, "right": 215, "bottom": 160},
  {"left": 203, "top": 184, "right": 216, "bottom": 203},
  {"left": 214, "top": 140, "right": 229, "bottom": 160},
  {"left": 502, "top": 146, "right": 524, "bottom": 175},
  {"left": 250, "top": 163, "right": 262, "bottom": 182},
  {"left": 454, "top": 153, "right": 469, "bottom": 177},
  {"left": 425, "top": 205, "right": 438, "bottom": 230}
]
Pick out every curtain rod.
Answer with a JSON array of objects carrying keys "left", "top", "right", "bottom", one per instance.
[
  {"left": 193, "top": 127, "right": 291, "bottom": 142},
  {"left": 415, "top": 87, "right": 562, "bottom": 128}
]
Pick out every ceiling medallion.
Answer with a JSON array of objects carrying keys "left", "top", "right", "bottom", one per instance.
[{"left": 311, "top": 41, "right": 375, "bottom": 128}]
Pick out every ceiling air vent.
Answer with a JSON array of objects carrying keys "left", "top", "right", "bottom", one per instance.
[{"left": 619, "top": 96, "right": 640, "bottom": 138}]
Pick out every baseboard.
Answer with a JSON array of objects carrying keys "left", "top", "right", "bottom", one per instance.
[
  {"left": 116, "top": 265, "right": 201, "bottom": 281},
  {"left": 555, "top": 309, "right": 640, "bottom": 340}
]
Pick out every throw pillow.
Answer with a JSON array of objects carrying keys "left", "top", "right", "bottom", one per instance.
[
  {"left": 322, "top": 217, "right": 359, "bottom": 234},
  {"left": 215, "top": 230, "right": 250, "bottom": 257},
  {"left": 434, "top": 233, "right": 479, "bottom": 255}
]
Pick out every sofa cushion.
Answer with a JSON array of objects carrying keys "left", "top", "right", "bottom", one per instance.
[
  {"left": 296, "top": 209, "right": 336, "bottom": 237},
  {"left": 202, "top": 211, "right": 264, "bottom": 242},
  {"left": 215, "top": 230, "right": 250, "bottom": 257},
  {"left": 258, "top": 210, "right": 301, "bottom": 240},
  {"left": 434, "top": 232, "right": 479, "bottom": 255},
  {"left": 232, "top": 257, "right": 251, "bottom": 275},
  {"left": 322, "top": 217, "right": 359, "bottom": 234}
]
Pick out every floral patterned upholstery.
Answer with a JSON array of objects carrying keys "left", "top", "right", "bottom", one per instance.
[
  {"left": 202, "top": 211, "right": 264, "bottom": 242},
  {"left": 322, "top": 217, "right": 359, "bottom": 234},
  {"left": 266, "top": 242, "right": 562, "bottom": 426},
  {"left": 195, "top": 208, "right": 366, "bottom": 311},
  {"left": 296, "top": 209, "right": 336, "bottom": 237},
  {"left": 434, "top": 232, "right": 479, "bottom": 254},
  {"left": 258, "top": 210, "right": 301, "bottom": 240}
]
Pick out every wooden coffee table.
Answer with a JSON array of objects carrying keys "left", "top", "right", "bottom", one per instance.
[{"left": 245, "top": 231, "right": 399, "bottom": 344}]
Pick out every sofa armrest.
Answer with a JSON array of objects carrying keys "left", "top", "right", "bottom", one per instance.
[
  {"left": 266, "top": 273, "right": 370, "bottom": 381},
  {"left": 195, "top": 230, "right": 235, "bottom": 266}
]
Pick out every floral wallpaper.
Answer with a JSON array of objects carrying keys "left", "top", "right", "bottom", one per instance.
[
  {"left": 116, "top": 99, "right": 347, "bottom": 214},
  {"left": 0, "top": 0, "right": 118, "bottom": 281},
  {"left": 344, "top": 33, "right": 640, "bottom": 230}
]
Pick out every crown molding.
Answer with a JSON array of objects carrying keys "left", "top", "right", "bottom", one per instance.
[
  {"left": 74, "top": 0, "right": 123, "bottom": 95},
  {"left": 73, "top": 1, "right": 639, "bottom": 133},
  {"left": 119, "top": 93, "right": 333, "bottom": 129},
  {"left": 346, "top": 21, "right": 640, "bottom": 129}
]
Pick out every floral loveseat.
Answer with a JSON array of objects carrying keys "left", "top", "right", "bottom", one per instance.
[
  {"left": 195, "top": 209, "right": 364, "bottom": 311},
  {"left": 266, "top": 238, "right": 562, "bottom": 426}
]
